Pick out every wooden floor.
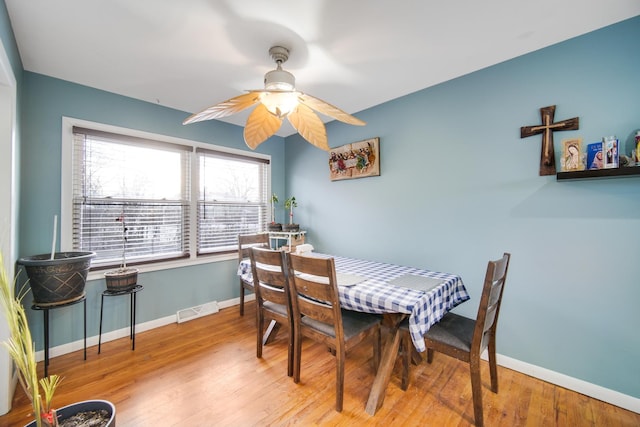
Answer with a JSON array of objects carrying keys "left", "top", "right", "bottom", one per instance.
[{"left": 1, "top": 304, "right": 638, "bottom": 427}]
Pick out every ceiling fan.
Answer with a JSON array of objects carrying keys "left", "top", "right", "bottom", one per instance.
[{"left": 183, "top": 46, "right": 366, "bottom": 151}]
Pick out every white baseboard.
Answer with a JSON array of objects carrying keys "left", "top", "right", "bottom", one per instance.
[
  {"left": 36, "top": 297, "right": 638, "bottom": 415},
  {"left": 35, "top": 314, "right": 177, "bottom": 361},
  {"left": 492, "top": 353, "right": 640, "bottom": 414},
  {"left": 35, "top": 295, "right": 255, "bottom": 361}
]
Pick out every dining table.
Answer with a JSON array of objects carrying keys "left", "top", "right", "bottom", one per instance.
[{"left": 238, "top": 251, "right": 470, "bottom": 415}]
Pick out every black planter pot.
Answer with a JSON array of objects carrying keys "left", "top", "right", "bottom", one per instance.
[
  {"left": 268, "top": 223, "right": 282, "bottom": 231},
  {"left": 24, "top": 399, "right": 116, "bottom": 427},
  {"left": 18, "top": 252, "right": 96, "bottom": 306},
  {"left": 282, "top": 223, "right": 300, "bottom": 232}
]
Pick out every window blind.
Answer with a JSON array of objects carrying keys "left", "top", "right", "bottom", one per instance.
[
  {"left": 196, "top": 148, "right": 269, "bottom": 254},
  {"left": 72, "top": 127, "right": 191, "bottom": 267}
]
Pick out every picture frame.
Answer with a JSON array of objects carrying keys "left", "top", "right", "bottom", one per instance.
[
  {"left": 586, "top": 141, "right": 603, "bottom": 170},
  {"left": 603, "top": 136, "right": 619, "bottom": 169},
  {"left": 329, "top": 137, "right": 380, "bottom": 181},
  {"left": 561, "top": 138, "right": 583, "bottom": 171}
]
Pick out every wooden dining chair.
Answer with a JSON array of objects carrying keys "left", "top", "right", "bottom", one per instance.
[
  {"left": 237, "top": 233, "right": 270, "bottom": 316},
  {"left": 400, "top": 252, "right": 511, "bottom": 427},
  {"left": 287, "top": 253, "right": 381, "bottom": 412},
  {"left": 249, "top": 247, "right": 294, "bottom": 376}
]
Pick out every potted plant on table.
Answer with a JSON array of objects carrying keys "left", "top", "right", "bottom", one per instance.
[
  {"left": 283, "top": 196, "right": 299, "bottom": 232},
  {"left": 104, "top": 215, "right": 138, "bottom": 292},
  {"left": 1, "top": 253, "right": 116, "bottom": 426},
  {"left": 268, "top": 193, "right": 282, "bottom": 231}
]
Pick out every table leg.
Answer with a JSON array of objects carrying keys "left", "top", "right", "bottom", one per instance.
[
  {"left": 365, "top": 326, "right": 401, "bottom": 415},
  {"left": 365, "top": 314, "right": 407, "bottom": 415}
]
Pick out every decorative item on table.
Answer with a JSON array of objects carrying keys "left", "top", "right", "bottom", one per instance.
[
  {"left": 329, "top": 137, "right": 381, "bottom": 181},
  {"left": 560, "top": 138, "right": 584, "bottom": 172},
  {"left": 603, "top": 135, "right": 619, "bottom": 169},
  {"left": 586, "top": 141, "right": 603, "bottom": 170},
  {"left": 295, "top": 244, "right": 314, "bottom": 255},
  {"left": 283, "top": 196, "right": 299, "bottom": 232},
  {"left": 268, "top": 193, "right": 282, "bottom": 231},
  {"left": 104, "top": 214, "right": 138, "bottom": 292}
]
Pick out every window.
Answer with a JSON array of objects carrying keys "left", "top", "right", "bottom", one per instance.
[
  {"left": 197, "top": 148, "right": 269, "bottom": 254},
  {"left": 64, "top": 119, "right": 270, "bottom": 269}
]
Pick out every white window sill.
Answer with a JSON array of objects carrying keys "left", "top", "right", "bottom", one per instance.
[{"left": 86, "top": 252, "right": 237, "bottom": 281}]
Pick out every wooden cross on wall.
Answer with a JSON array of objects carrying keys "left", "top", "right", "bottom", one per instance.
[{"left": 520, "top": 105, "right": 579, "bottom": 176}]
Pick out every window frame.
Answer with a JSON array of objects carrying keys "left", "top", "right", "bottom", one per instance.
[{"left": 61, "top": 117, "right": 272, "bottom": 278}]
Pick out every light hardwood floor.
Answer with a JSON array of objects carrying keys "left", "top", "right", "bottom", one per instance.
[{"left": 1, "top": 304, "right": 638, "bottom": 426}]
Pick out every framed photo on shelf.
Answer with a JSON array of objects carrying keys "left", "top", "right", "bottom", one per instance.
[
  {"left": 603, "top": 137, "right": 619, "bottom": 169},
  {"left": 561, "top": 138, "right": 583, "bottom": 171},
  {"left": 329, "top": 137, "right": 380, "bottom": 181},
  {"left": 586, "top": 141, "right": 603, "bottom": 170}
]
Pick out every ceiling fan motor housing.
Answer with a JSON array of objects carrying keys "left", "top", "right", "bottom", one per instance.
[{"left": 264, "top": 68, "right": 295, "bottom": 90}]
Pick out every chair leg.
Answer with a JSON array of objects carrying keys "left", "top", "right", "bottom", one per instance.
[
  {"left": 239, "top": 284, "right": 245, "bottom": 316},
  {"left": 426, "top": 348, "right": 434, "bottom": 364},
  {"left": 287, "top": 322, "right": 294, "bottom": 377},
  {"left": 470, "top": 357, "right": 484, "bottom": 427},
  {"left": 488, "top": 336, "right": 499, "bottom": 393},
  {"left": 335, "top": 348, "right": 345, "bottom": 412},
  {"left": 256, "top": 310, "right": 264, "bottom": 358},
  {"left": 293, "top": 328, "right": 302, "bottom": 383}
]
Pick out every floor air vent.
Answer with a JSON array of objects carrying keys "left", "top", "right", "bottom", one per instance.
[{"left": 177, "top": 301, "right": 219, "bottom": 323}]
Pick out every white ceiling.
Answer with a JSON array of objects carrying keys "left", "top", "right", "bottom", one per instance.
[{"left": 6, "top": 0, "right": 640, "bottom": 137}]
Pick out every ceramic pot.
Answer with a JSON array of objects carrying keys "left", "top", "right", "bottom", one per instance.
[
  {"left": 24, "top": 399, "right": 116, "bottom": 427},
  {"left": 18, "top": 252, "right": 95, "bottom": 306}
]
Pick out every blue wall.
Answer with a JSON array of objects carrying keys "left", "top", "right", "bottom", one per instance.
[
  {"left": 285, "top": 16, "right": 640, "bottom": 398},
  {"left": 2, "top": 2, "right": 639, "bottom": 403},
  {"left": 16, "top": 72, "right": 286, "bottom": 352}
]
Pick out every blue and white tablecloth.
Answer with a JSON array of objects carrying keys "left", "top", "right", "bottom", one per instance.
[{"left": 238, "top": 253, "right": 469, "bottom": 352}]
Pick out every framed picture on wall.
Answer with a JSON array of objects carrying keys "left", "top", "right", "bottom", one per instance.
[
  {"left": 329, "top": 137, "right": 380, "bottom": 181},
  {"left": 561, "top": 138, "right": 583, "bottom": 171}
]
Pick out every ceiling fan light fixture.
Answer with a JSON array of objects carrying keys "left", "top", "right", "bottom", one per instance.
[
  {"left": 183, "top": 44, "right": 365, "bottom": 151},
  {"left": 260, "top": 91, "right": 298, "bottom": 118}
]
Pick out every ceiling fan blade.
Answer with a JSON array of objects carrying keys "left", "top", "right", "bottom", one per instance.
[
  {"left": 243, "top": 103, "right": 283, "bottom": 149},
  {"left": 183, "top": 92, "right": 261, "bottom": 125},
  {"left": 298, "top": 93, "right": 366, "bottom": 126},
  {"left": 287, "top": 103, "right": 329, "bottom": 151}
]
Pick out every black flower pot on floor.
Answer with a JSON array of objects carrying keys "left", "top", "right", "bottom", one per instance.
[
  {"left": 18, "top": 251, "right": 96, "bottom": 306},
  {"left": 24, "top": 399, "right": 116, "bottom": 427}
]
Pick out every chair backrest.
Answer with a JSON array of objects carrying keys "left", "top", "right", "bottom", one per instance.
[
  {"left": 287, "top": 253, "right": 344, "bottom": 339},
  {"left": 238, "top": 233, "right": 270, "bottom": 264},
  {"left": 471, "top": 252, "right": 511, "bottom": 354},
  {"left": 250, "top": 247, "right": 290, "bottom": 310}
]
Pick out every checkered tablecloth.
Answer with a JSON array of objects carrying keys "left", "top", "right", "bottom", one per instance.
[{"left": 238, "top": 253, "right": 469, "bottom": 352}]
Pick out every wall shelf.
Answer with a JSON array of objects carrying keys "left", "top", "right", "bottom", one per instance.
[{"left": 556, "top": 167, "right": 640, "bottom": 180}]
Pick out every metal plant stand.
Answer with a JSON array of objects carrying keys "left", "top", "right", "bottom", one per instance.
[
  {"left": 98, "top": 284, "right": 143, "bottom": 353},
  {"left": 32, "top": 296, "right": 87, "bottom": 377}
]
